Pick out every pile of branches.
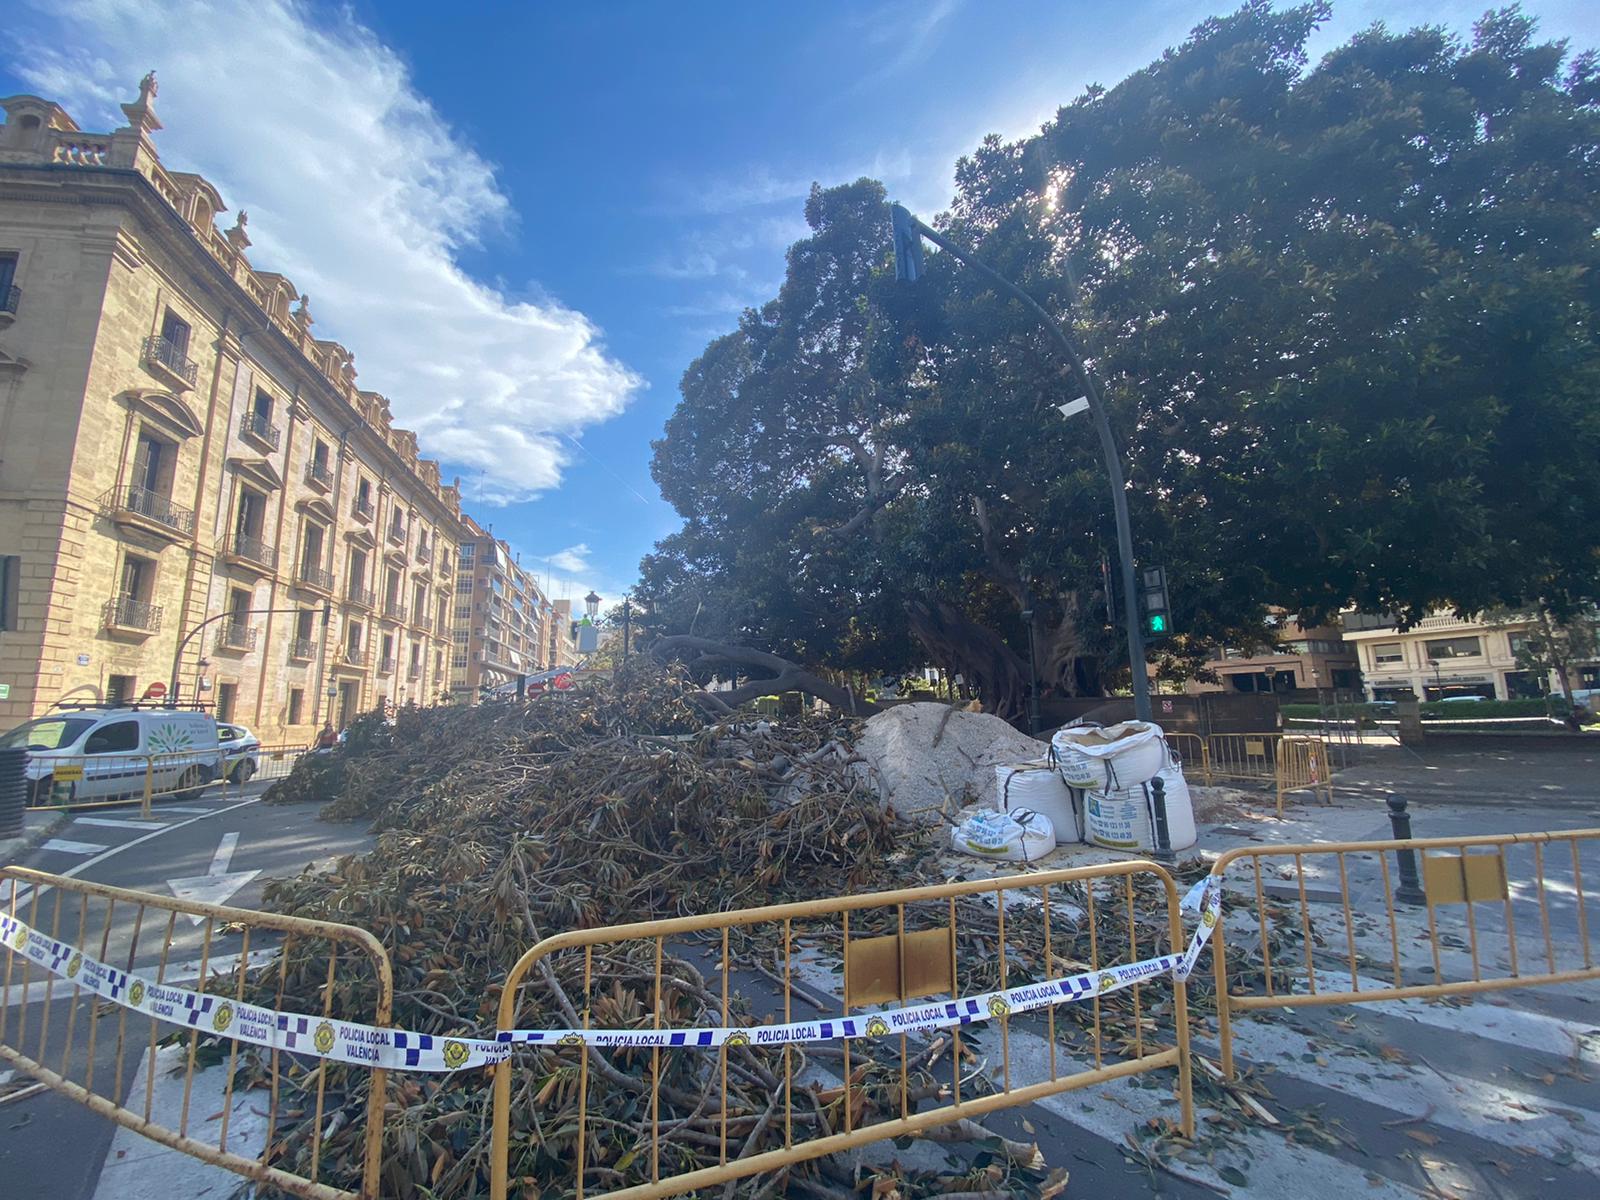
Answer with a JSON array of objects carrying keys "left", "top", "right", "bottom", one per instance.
[{"left": 232, "top": 663, "right": 1296, "bottom": 1197}]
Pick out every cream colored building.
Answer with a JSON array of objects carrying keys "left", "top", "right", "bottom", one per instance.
[
  {"left": 450, "top": 514, "right": 553, "bottom": 700},
  {"left": 0, "top": 78, "right": 463, "bottom": 740},
  {"left": 1342, "top": 612, "right": 1599, "bottom": 701}
]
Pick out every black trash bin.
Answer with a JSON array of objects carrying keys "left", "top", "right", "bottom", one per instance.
[{"left": 0, "top": 748, "right": 25, "bottom": 840}]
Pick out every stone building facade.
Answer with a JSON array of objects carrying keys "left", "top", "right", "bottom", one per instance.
[
  {"left": 449, "top": 514, "right": 554, "bottom": 700},
  {"left": 0, "top": 78, "right": 461, "bottom": 740}
]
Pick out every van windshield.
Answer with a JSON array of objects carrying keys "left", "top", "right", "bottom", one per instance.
[{"left": 0, "top": 717, "right": 98, "bottom": 751}]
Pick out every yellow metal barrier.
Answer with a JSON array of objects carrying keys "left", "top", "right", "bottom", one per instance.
[
  {"left": 1165, "top": 732, "right": 1205, "bottom": 775},
  {"left": 1206, "top": 828, "right": 1600, "bottom": 1078},
  {"left": 489, "top": 861, "right": 1194, "bottom": 1199},
  {"left": 1274, "top": 734, "right": 1333, "bottom": 815},
  {"left": 24, "top": 744, "right": 307, "bottom": 817},
  {"left": 0, "top": 866, "right": 393, "bottom": 1199}
]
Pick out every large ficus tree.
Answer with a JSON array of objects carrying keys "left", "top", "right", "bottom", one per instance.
[{"left": 644, "top": 2, "right": 1600, "bottom": 717}]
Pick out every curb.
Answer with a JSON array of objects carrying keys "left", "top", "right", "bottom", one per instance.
[{"left": 0, "top": 809, "right": 71, "bottom": 867}]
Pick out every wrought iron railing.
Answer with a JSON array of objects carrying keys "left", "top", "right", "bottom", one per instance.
[
  {"left": 296, "top": 562, "right": 335, "bottom": 592},
  {"left": 377, "top": 655, "right": 397, "bottom": 675},
  {"left": 142, "top": 334, "right": 197, "bottom": 385},
  {"left": 383, "top": 599, "right": 406, "bottom": 622},
  {"left": 98, "top": 485, "right": 196, "bottom": 535},
  {"left": 289, "top": 636, "right": 317, "bottom": 661},
  {"left": 1, "top": 284, "right": 18, "bottom": 315},
  {"left": 305, "top": 460, "right": 335, "bottom": 490},
  {"left": 240, "top": 410, "right": 282, "bottom": 450},
  {"left": 216, "top": 621, "right": 258, "bottom": 651},
  {"left": 103, "top": 595, "right": 161, "bottom": 632},
  {"left": 345, "top": 583, "right": 376, "bottom": 609},
  {"left": 230, "top": 531, "right": 278, "bottom": 570}
]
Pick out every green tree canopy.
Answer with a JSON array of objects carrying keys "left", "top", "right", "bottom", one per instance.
[{"left": 643, "top": 3, "right": 1600, "bottom": 717}]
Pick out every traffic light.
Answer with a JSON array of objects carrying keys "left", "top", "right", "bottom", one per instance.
[{"left": 1141, "top": 566, "right": 1172, "bottom": 639}]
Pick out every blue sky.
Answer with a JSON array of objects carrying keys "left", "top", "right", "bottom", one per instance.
[{"left": 3, "top": 1, "right": 1593, "bottom": 603}]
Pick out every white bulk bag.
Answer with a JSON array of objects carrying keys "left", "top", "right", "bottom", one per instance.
[
  {"left": 995, "top": 762, "right": 1080, "bottom": 843},
  {"left": 950, "top": 807, "right": 1057, "bottom": 863},
  {"left": 1083, "top": 758, "right": 1197, "bottom": 853},
  {"left": 1051, "top": 721, "right": 1167, "bottom": 791}
]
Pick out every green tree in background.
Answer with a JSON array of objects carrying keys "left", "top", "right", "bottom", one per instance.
[{"left": 644, "top": 3, "right": 1600, "bottom": 717}]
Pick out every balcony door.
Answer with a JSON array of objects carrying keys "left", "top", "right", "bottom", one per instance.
[
  {"left": 301, "top": 521, "right": 326, "bottom": 577},
  {"left": 236, "top": 486, "right": 266, "bottom": 548},
  {"left": 120, "top": 555, "right": 152, "bottom": 604},
  {"left": 160, "top": 309, "right": 190, "bottom": 360}
]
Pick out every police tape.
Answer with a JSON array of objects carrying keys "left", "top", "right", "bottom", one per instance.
[{"left": 1, "top": 878, "right": 1220, "bottom": 1074}]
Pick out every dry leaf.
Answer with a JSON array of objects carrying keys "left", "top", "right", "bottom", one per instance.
[{"left": 1406, "top": 1129, "right": 1442, "bottom": 1146}]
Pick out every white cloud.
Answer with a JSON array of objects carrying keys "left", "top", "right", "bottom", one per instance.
[
  {"left": 546, "top": 544, "right": 592, "bottom": 574},
  {"left": 9, "top": 0, "right": 641, "bottom": 504}
]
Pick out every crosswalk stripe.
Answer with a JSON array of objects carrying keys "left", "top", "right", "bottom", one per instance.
[
  {"left": 1220, "top": 1016, "right": 1600, "bottom": 1172},
  {"left": 38, "top": 838, "right": 110, "bottom": 856},
  {"left": 147, "top": 806, "right": 216, "bottom": 814},
  {"left": 71, "top": 817, "right": 170, "bottom": 831}
]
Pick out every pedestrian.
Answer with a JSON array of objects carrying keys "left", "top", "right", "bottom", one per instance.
[{"left": 315, "top": 721, "right": 337, "bottom": 750}]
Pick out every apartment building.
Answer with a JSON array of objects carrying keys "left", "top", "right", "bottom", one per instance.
[
  {"left": 450, "top": 515, "right": 552, "bottom": 699},
  {"left": 0, "top": 79, "right": 460, "bottom": 738},
  {"left": 1342, "top": 612, "right": 1600, "bottom": 701},
  {"left": 1185, "top": 615, "right": 1361, "bottom": 698}
]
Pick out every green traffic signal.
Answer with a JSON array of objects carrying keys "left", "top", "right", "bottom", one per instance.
[{"left": 1147, "top": 613, "right": 1169, "bottom": 635}]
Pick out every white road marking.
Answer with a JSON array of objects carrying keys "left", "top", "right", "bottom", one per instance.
[
  {"left": 72, "top": 817, "right": 171, "bottom": 831},
  {"left": 164, "top": 831, "right": 260, "bottom": 920},
  {"left": 39, "top": 838, "right": 110, "bottom": 856},
  {"left": 140, "top": 805, "right": 213, "bottom": 814},
  {"left": 0, "top": 797, "right": 261, "bottom": 910}
]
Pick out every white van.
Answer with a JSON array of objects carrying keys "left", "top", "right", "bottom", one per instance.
[{"left": 0, "top": 707, "right": 223, "bottom": 806}]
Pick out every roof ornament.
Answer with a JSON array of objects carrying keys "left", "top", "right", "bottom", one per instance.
[
  {"left": 293, "top": 291, "right": 313, "bottom": 329},
  {"left": 224, "top": 209, "right": 251, "bottom": 250},
  {"left": 139, "top": 71, "right": 158, "bottom": 102}
]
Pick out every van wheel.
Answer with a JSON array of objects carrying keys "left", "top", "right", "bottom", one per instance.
[
  {"left": 232, "top": 759, "right": 256, "bottom": 784},
  {"left": 175, "top": 767, "right": 203, "bottom": 803}
]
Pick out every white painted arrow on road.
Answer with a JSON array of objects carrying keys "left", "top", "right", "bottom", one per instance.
[{"left": 165, "top": 832, "right": 261, "bottom": 922}]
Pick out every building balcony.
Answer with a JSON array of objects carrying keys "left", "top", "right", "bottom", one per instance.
[
  {"left": 407, "top": 662, "right": 422, "bottom": 680},
  {"left": 411, "top": 614, "right": 432, "bottom": 635},
  {"left": 377, "top": 654, "right": 396, "bottom": 675},
  {"left": 387, "top": 522, "right": 407, "bottom": 547},
  {"left": 103, "top": 595, "right": 161, "bottom": 635},
  {"left": 383, "top": 599, "right": 406, "bottom": 622},
  {"left": 99, "top": 484, "right": 196, "bottom": 542},
  {"left": 416, "top": 541, "right": 432, "bottom": 565},
  {"left": 288, "top": 636, "right": 317, "bottom": 662},
  {"left": 294, "top": 562, "right": 336, "bottom": 595},
  {"left": 352, "top": 497, "right": 375, "bottom": 523},
  {"left": 240, "top": 410, "right": 281, "bottom": 451},
  {"left": 0, "top": 284, "right": 18, "bottom": 329},
  {"left": 224, "top": 531, "right": 277, "bottom": 577},
  {"left": 345, "top": 583, "right": 376, "bottom": 610},
  {"left": 305, "top": 460, "right": 335, "bottom": 492},
  {"left": 141, "top": 334, "right": 198, "bottom": 391},
  {"left": 215, "top": 621, "right": 258, "bottom": 653},
  {"left": 335, "top": 645, "right": 369, "bottom": 670}
]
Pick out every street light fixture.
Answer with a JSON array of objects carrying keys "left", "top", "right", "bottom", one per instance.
[
  {"left": 584, "top": 591, "right": 601, "bottom": 621},
  {"left": 888, "top": 204, "right": 1152, "bottom": 722}
]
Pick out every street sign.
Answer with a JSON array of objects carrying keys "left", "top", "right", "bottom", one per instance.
[
  {"left": 144, "top": 681, "right": 167, "bottom": 699},
  {"left": 0, "top": 683, "right": 9, "bottom": 700},
  {"left": 77, "top": 653, "right": 91, "bottom": 666}
]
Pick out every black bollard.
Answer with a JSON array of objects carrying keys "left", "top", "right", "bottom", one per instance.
[
  {"left": 1386, "top": 795, "right": 1428, "bottom": 905},
  {"left": 1150, "top": 774, "right": 1175, "bottom": 863}
]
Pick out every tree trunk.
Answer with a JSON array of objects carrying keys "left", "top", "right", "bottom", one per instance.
[
  {"left": 905, "top": 598, "right": 1029, "bottom": 721},
  {"left": 650, "top": 636, "right": 879, "bottom": 716}
]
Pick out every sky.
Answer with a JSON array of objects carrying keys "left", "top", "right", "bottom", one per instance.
[{"left": 2, "top": 1, "right": 1593, "bottom": 606}]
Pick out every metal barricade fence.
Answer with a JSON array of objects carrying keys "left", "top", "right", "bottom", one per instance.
[
  {"left": 489, "top": 861, "right": 1194, "bottom": 1200},
  {"left": 1165, "top": 732, "right": 1205, "bottom": 776},
  {"left": 1206, "top": 828, "right": 1600, "bottom": 1078},
  {"left": 24, "top": 745, "right": 308, "bottom": 817},
  {"left": 0, "top": 866, "right": 393, "bottom": 1199},
  {"left": 1273, "top": 735, "right": 1333, "bottom": 815}
]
